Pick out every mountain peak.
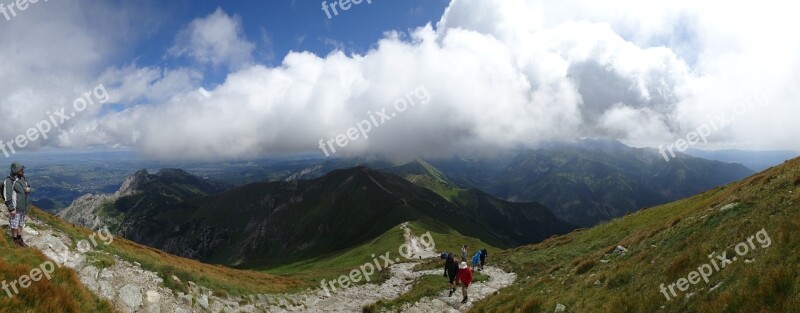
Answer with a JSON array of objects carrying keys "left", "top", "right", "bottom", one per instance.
[
  {"left": 155, "top": 168, "right": 193, "bottom": 178},
  {"left": 116, "top": 169, "right": 153, "bottom": 197}
]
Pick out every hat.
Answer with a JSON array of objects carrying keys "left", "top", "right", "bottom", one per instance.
[
  {"left": 10, "top": 162, "right": 25, "bottom": 174},
  {"left": 459, "top": 261, "right": 468, "bottom": 269}
]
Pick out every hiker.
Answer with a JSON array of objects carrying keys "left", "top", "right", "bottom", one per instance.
[
  {"left": 444, "top": 254, "right": 459, "bottom": 297},
  {"left": 480, "top": 248, "right": 488, "bottom": 271},
  {"left": 461, "top": 245, "right": 467, "bottom": 261},
  {"left": 5, "top": 162, "right": 31, "bottom": 247},
  {"left": 455, "top": 261, "right": 473, "bottom": 304},
  {"left": 442, "top": 252, "right": 452, "bottom": 276},
  {"left": 472, "top": 250, "right": 481, "bottom": 271}
]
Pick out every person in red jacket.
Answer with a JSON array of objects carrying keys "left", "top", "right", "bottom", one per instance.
[{"left": 455, "top": 261, "right": 473, "bottom": 304}]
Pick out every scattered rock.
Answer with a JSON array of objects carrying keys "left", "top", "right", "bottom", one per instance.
[
  {"left": 720, "top": 203, "right": 738, "bottom": 211},
  {"left": 613, "top": 245, "right": 628, "bottom": 255},
  {"left": 119, "top": 284, "right": 143, "bottom": 309},
  {"left": 177, "top": 292, "right": 193, "bottom": 306},
  {"left": 23, "top": 226, "right": 40, "bottom": 236},
  {"left": 99, "top": 281, "right": 116, "bottom": 299},
  {"left": 146, "top": 290, "right": 161, "bottom": 304},
  {"left": 555, "top": 303, "right": 567, "bottom": 312},
  {"left": 197, "top": 294, "right": 209, "bottom": 309}
]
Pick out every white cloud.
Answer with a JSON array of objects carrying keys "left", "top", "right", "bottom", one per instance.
[
  {"left": 2, "top": 0, "right": 799, "bottom": 160},
  {"left": 168, "top": 8, "right": 255, "bottom": 69}
]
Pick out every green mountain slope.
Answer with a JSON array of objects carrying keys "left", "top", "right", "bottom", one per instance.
[
  {"left": 264, "top": 218, "right": 497, "bottom": 284},
  {"left": 429, "top": 139, "right": 755, "bottom": 226},
  {"left": 470, "top": 158, "right": 800, "bottom": 313},
  {"left": 112, "top": 166, "right": 572, "bottom": 269},
  {"left": 387, "top": 160, "right": 576, "bottom": 245}
]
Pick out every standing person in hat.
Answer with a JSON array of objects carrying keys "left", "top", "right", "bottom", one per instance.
[
  {"left": 5, "top": 162, "right": 31, "bottom": 247},
  {"left": 454, "top": 261, "right": 473, "bottom": 304}
]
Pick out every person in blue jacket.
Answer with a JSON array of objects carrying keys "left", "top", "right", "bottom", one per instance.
[{"left": 472, "top": 250, "right": 481, "bottom": 271}]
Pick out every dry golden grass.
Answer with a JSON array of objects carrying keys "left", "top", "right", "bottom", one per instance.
[
  {"left": 574, "top": 259, "right": 595, "bottom": 274},
  {"left": 0, "top": 230, "right": 114, "bottom": 312}
]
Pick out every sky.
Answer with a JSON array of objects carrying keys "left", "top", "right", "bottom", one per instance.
[{"left": 0, "top": 0, "right": 798, "bottom": 161}]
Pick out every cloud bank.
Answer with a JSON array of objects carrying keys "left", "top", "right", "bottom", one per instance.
[{"left": 1, "top": 0, "right": 798, "bottom": 160}]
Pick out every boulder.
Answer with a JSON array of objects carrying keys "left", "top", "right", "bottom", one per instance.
[{"left": 119, "top": 284, "right": 143, "bottom": 310}]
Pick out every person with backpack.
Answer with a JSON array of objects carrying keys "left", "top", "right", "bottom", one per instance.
[
  {"left": 480, "top": 248, "right": 488, "bottom": 271},
  {"left": 455, "top": 261, "right": 473, "bottom": 304},
  {"left": 461, "top": 245, "right": 467, "bottom": 261},
  {"left": 472, "top": 250, "right": 481, "bottom": 271},
  {"left": 4, "top": 162, "right": 31, "bottom": 247},
  {"left": 443, "top": 254, "right": 459, "bottom": 297},
  {"left": 441, "top": 252, "right": 451, "bottom": 276}
]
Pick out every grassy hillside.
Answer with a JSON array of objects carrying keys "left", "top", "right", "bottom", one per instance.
[
  {"left": 265, "top": 218, "right": 497, "bottom": 284},
  {"left": 388, "top": 161, "right": 576, "bottom": 248},
  {"left": 0, "top": 225, "right": 114, "bottom": 312},
  {"left": 470, "top": 158, "right": 800, "bottom": 312}
]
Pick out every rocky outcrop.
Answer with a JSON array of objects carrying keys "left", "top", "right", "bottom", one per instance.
[
  {"left": 58, "top": 168, "right": 225, "bottom": 232},
  {"left": 117, "top": 169, "right": 152, "bottom": 197},
  {"left": 57, "top": 193, "right": 117, "bottom": 231},
  {"left": 58, "top": 169, "right": 153, "bottom": 230}
]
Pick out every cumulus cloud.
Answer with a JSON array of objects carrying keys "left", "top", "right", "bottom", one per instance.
[
  {"left": 168, "top": 8, "right": 255, "bottom": 69},
  {"left": 2, "top": 0, "right": 799, "bottom": 161}
]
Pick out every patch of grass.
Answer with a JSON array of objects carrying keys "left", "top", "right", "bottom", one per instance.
[
  {"left": 605, "top": 271, "right": 632, "bottom": 289},
  {"left": 574, "top": 259, "right": 595, "bottom": 275},
  {"left": 85, "top": 251, "right": 116, "bottom": 270}
]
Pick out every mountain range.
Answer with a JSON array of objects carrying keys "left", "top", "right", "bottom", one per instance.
[
  {"left": 424, "top": 139, "right": 755, "bottom": 226},
  {"left": 60, "top": 165, "right": 573, "bottom": 268}
]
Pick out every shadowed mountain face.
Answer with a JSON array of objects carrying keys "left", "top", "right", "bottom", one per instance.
[
  {"left": 94, "top": 167, "right": 573, "bottom": 268},
  {"left": 427, "top": 139, "right": 755, "bottom": 226},
  {"left": 58, "top": 168, "right": 229, "bottom": 231}
]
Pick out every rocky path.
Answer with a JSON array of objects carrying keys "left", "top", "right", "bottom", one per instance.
[
  {"left": 399, "top": 266, "right": 516, "bottom": 313},
  {"left": 257, "top": 223, "right": 517, "bottom": 312},
  {"left": 5, "top": 213, "right": 516, "bottom": 313}
]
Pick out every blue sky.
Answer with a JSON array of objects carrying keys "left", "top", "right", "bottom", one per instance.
[{"left": 130, "top": 0, "right": 450, "bottom": 84}]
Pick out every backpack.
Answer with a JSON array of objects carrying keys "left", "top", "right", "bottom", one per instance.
[
  {"left": 0, "top": 175, "right": 20, "bottom": 204},
  {"left": 0, "top": 176, "right": 8, "bottom": 203}
]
